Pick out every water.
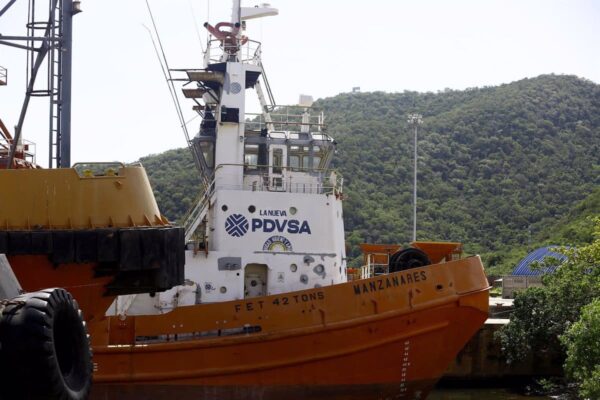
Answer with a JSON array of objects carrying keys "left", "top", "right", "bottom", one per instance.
[{"left": 429, "top": 388, "right": 551, "bottom": 399}]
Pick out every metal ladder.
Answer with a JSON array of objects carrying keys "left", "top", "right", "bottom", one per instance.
[
  {"left": 183, "top": 182, "right": 215, "bottom": 242},
  {"left": 255, "top": 61, "right": 276, "bottom": 130},
  {"left": 48, "top": 1, "right": 63, "bottom": 168}
]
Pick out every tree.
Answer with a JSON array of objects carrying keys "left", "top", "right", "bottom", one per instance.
[
  {"left": 497, "top": 217, "right": 600, "bottom": 393},
  {"left": 561, "top": 299, "right": 600, "bottom": 399}
]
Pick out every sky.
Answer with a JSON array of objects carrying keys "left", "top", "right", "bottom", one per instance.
[{"left": 0, "top": 0, "right": 599, "bottom": 167}]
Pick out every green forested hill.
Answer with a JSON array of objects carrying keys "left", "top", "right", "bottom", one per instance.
[
  {"left": 139, "top": 148, "right": 200, "bottom": 220},
  {"left": 140, "top": 74, "right": 600, "bottom": 272},
  {"left": 542, "top": 186, "right": 600, "bottom": 245},
  {"left": 485, "top": 187, "right": 600, "bottom": 274}
]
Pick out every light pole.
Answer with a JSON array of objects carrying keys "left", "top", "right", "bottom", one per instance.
[{"left": 407, "top": 113, "right": 423, "bottom": 242}]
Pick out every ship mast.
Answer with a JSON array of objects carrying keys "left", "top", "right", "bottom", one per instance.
[
  {"left": 179, "top": 1, "right": 278, "bottom": 240},
  {"left": 232, "top": 0, "right": 241, "bottom": 32},
  {"left": 202, "top": 1, "right": 277, "bottom": 190}
]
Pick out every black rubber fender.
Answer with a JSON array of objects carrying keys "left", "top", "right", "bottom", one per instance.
[
  {"left": 0, "top": 288, "right": 93, "bottom": 400},
  {"left": 389, "top": 248, "right": 432, "bottom": 273}
]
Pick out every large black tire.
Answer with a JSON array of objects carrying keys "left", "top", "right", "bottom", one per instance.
[
  {"left": 0, "top": 288, "right": 93, "bottom": 400},
  {"left": 389, "top": 248, "right": 431, "bottom": 273}
]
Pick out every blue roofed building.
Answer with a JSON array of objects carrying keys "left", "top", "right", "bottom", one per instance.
[
  {"left": 502, "top": 246, "right": 568, "bottom": 298},
  {"left": 512, "top": 246, "right": 568, "bottom": 276}
]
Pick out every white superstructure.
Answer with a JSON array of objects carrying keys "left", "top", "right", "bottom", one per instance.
[{"left": 113, "top": 1, "right": 346, "bottom": 316}]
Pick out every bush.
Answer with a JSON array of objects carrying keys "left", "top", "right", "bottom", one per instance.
[
  {"left": 497, "top": 217, "right": 600, "bottom": 378},
  {"left": 561, "top": 299, "right": 600, "bottom": 399}
]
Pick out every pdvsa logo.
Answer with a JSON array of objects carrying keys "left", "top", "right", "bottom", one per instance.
[
  {"left": 252, "top": 219, "right": 311, "bottom": 234},
  {"left": 225, "top": 214, "right": 249, "bottom": 237},
  {"left": 225, "top": 213, "right": 312, "bottom": 237}
]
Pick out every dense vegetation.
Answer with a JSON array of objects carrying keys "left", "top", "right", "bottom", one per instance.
[
  {"left": 561, "top": 298, "right": 600, "bottom": 399},
  {"left": 139, "top": 148, "right": 200, "bottom": 222},
  {"left": 140, "top": 74, "right": 600, "bottom": 273},
  {"left": 486, "top": 187, "right": 600, "bottom": 275},
  {"left": 497, "top": 218, "right": 600, "bottom": 398},
  {"left": 321, "top": 74, "right": 600, "bottom": 270}
]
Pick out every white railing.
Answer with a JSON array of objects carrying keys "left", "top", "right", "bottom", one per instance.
[
  {"left": 245, "top": 109, "right": 325, "bottom": 132},
  {"left": 183, "top": 178, "right": 216, "bottom": 241},
  {"left": 359, "top": 253, "right": 389, "bottom": 279},
  {"left": 205, "top": 39, "right": 262, "bottom": 65},
  {"left": 0, "top": 138, "right": 36, "bottom": 164},
  {"left": 214, "top": 164, "right": 343, "bottom": 195}
]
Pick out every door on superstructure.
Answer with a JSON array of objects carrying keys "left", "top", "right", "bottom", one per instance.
[
  {"left": 268, "top": 144, "right": 287, "bottom": 191},
  {"left": 244, "top": 264, "right": 268, "bottom": 298}
]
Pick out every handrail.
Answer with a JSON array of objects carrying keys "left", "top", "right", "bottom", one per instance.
[
  {"left": 215, "top": 162, "right": 340, "bottom": 176},
  {"left": 0, "top": 137, "right": 36, "bottom": 164},
  {"left": 72, "top": 161, "right": 126, "bottom": 168},
  {"left": 213, "top": 163, "right": 343, "bottom": 182},
  {"left": 245, "top": 110, "right": 327, "bottom": 133},
  {"left": 183, "top": 177, "right": 216, "bottom": 241},
  {"left": 360, "top": 260, "right": 389, "bottom": 279},
  {"left": 72, "top": 162, "right": 126, "bottom": 178},
  {"left": 205, "top": 38, "right": 263, "bottom": 65}
]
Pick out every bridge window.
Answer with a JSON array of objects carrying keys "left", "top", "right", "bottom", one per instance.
[
  {"left": 289, "top": 155, "right": 300, "bottom": 170},
  {"left": 244, "top": 144, "right": 259, "bottom": 169},
  {"left": 199, "top": 142, "right": 215, "bottom": 168},
  {"left": 313, "top": 155, "right": 322, "bottom": 169},
  {"left": 273, "top": 148, "right": 283, "bottom": 174}
]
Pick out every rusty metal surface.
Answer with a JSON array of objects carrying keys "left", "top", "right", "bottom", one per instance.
[{"left": 182, "top": 88, "right": 207, "bottom": 99}]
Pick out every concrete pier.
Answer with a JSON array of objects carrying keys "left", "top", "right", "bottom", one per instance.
[{"left": 442, "top": 302, "right": 562, "bottom": 382}]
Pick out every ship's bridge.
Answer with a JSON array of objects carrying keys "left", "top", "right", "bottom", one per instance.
[{"left": 191, "top": 105, "right": 340, "bottom": 195}]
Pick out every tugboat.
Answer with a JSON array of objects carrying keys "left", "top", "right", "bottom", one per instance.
[{"left": 89, "top": 2, "right": 490, "bottom": 399}]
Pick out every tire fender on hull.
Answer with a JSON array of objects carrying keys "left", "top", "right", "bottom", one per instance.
[
  {"left": 0, "top": 288, "right": 93, "bottom": 400},
  {"left": 389, "top": 248, "right": 432, "bottom": 273}
]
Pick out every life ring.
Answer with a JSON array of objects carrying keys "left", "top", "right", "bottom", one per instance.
[
  {"left": 0, "top": 288, "right": 93, "bottom": 400},
  {"left": 389, "top": 248, "right": 431, "bottom": 273}
]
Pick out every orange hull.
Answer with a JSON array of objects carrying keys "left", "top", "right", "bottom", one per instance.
[
  {"left": 90, "top": 257, "right": 489, "bottom": 399},
  {"left": 8, "top": 255, "right": 115, "bottom": 323}
]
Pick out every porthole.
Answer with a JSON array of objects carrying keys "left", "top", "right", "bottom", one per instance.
[
  {"left": 248, "top": 205, "right": 256, "bottom": 213},
  {"left": 289, "top": 206, "right": 297, "bottom": 215},
  {"left": 222, "top": 205, "right": 228, "bottom": 212},
  {"left": 220, "top": 286, "right": 227, "bottom": 293},
  {"left": 290, "top": 263, "right": 298, "bottom": 272},
  {"left": 300, "top": 274, "right": 308, "bottom": 284}
]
